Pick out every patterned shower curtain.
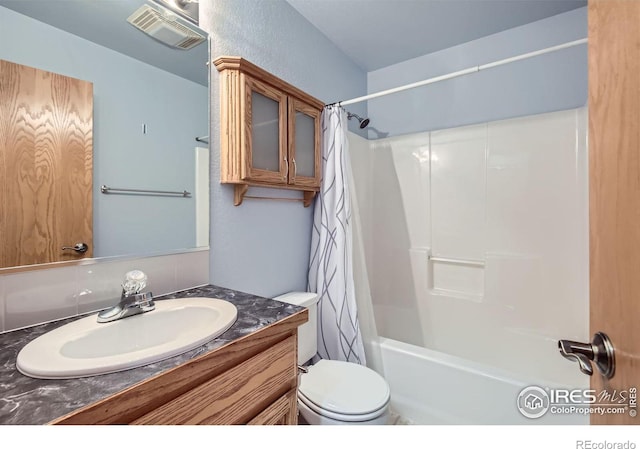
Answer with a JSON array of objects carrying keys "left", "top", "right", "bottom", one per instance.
[{"left": 308, "top": 105, "right": 366, "bottom": 364}]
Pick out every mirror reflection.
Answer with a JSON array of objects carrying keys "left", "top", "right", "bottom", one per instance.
[{"left": 0, "top": 0, "right": 209, "bottom": 270}]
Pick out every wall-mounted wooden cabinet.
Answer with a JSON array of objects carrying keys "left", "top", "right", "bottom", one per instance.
[{"left": 214, "top": 56, "right": 323, "bottom": 207}]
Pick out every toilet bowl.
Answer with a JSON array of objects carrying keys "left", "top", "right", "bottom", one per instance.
[
  {"left": 297, "top": 359, "right": 390, "bottom": 424},
  {"left": 274, "top": 292, "right": 391, "bottom": 425}
]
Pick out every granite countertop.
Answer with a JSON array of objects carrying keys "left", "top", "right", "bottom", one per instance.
[{"left": 0, "top": 284, "right": 303, "bottom": 425}]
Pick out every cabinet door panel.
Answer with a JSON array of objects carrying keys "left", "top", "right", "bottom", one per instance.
[
  {"left": 131, "top": 336, "right": 297, "bottom": 425},
  {"left": 244, "top": 76, "right": 287, "bottom": 184},
  {"left": 250, "top": 91, "right": 280, "bottom": 171},
  {"left": 288, "top": 98, "right": 320, "bottom": 188},
  {"left": 248, "top": 390, "right": 298, "bottom": 425},
  {"left": 294, "top": 111, "right": 316, "bottom": 177}
]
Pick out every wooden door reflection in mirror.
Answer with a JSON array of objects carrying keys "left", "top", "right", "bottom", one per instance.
[{"left": 0, "top": 59, "right": 93, "bottom": 268}]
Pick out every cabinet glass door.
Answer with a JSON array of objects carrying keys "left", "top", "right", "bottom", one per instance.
[
  {"left": 288, "top": 99, "right": 320, "bottom": 188},
  {"left": 245, "top": 76, "right": 287, "bottom": 184}
]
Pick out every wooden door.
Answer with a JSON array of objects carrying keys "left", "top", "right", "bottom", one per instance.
[
  {"left": 589, "top": 0, "right": 640, "bottom": 425},
  {"left": 0, "top": 59, "right": 93, "bottom": 268}
]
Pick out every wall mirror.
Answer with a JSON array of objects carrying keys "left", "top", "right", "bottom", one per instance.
[{"left": 0, "top": 0, "right": 210, "bottom": 271}]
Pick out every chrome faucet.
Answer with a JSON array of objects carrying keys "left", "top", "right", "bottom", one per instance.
[{"left": 97, "top": 270, "right": 155, "bottom": 323}]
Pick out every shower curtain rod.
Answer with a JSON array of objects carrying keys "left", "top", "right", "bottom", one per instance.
[{"left": 331, "top": 38, "right": 587, "bottom": 107}]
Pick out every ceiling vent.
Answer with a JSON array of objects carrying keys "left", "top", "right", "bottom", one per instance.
[{"left": 127, "top": 4, "right": 206, "bottom": 50}]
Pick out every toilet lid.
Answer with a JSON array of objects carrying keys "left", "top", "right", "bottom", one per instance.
[{"left": 298, "top": 359, "right": 390, "bottom": 415}]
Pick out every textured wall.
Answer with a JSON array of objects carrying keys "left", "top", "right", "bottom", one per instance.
[
  {"left": 0, "top": 6, "right": 208, "bottom": 258},
  {"left": 200, "top": 0, "right": 367, "bottom": 297},
  {"left": 367, "top": 7, "right": 587, "bottom": 137}
]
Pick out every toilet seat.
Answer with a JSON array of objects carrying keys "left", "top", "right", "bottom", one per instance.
[
  {"left": 298, "top": 359, "right": 390, "bottom": 422},
  {"left": 298, "top": 390, "right": 388, "bottom": 422}
]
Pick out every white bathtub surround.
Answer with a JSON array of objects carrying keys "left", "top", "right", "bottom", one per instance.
[
  {"left": 309, "top": 106, "right": 366, "bottom": 363},
  {"left": 376, "top": 338, "right": 587, "bottom": 425},
  {"left": 348, "top": 107, "right": 589, "bottom": 406},
  {"left": 0, "top": 249, "right": 210, "bottom": 333},
  {"left": 349, "top": 134, "right": 386, "bottom": 375}
]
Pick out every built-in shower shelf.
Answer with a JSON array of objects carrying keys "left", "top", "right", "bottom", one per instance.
[
  {"left": 428, "top": 255, "right": 485, "bottom": 267},
  {"left": 428, "top": 252, "right": 486, "bottom": 299},
  {"left": 429, "top": 288, "right": 484, "bottom": 303}
]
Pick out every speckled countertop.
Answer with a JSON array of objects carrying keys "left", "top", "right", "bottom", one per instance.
[{"left": 0, "top": 284, "right": 303, "bottom": 425}]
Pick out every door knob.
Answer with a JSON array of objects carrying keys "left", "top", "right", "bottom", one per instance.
[
  {"left": 61, "top": 242, "right": 89, "bottom": 253},
  {"left": 558, "top": 332, "right": 615, "bottom": 379}
]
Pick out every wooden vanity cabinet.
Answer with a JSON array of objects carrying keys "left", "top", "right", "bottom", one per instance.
[
  {"left": 214, "top": 56, "right": 322, "bottom": 207},
  {"left": 248, "top": 390, "right": 298, "bottom": 425},
  {"left": 50, "top": 309, "right": 308, "bottom": 425}
]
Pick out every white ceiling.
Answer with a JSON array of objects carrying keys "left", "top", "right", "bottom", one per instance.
[{"left": 286, "top": 0, "right": 587, "bottom": 71}]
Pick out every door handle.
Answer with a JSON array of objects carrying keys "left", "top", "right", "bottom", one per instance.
[
  {"left": 61, "top": 242, "right": 89, "bottom": 253},
  {"left": 558, "top": 332, "right": 615, "bottom": 379}
]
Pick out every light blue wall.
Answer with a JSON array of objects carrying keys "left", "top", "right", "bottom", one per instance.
[
  {"left": 367, "top": 7, "right": 587, "bottom": 137},
  {"left": 200, "top": 0, "right": 367, "bottom": 297},
  {"left": 199, "top": 2, "right": 586, "bottom": 297},
  {"left": 0, "top": 6, "right": 208, "bottom": 258}
]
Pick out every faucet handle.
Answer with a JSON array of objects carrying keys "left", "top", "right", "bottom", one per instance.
[
  {"left": 122, "top": 270, "right": 147, "bottom": 295},
  {"left": 557, "top": 332, "right": 615, "bottom": 379},
  {"left": 558, "top": 340, "right": 594, "bottom": 375}
]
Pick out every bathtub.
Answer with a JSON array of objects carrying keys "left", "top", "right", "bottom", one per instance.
[{"left": 374, "top": 337, "right": 588, "bottom": 425}]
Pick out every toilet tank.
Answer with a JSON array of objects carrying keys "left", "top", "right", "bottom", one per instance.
[{"left": 273, "top": 292, "right": 319, "bottom": 365}]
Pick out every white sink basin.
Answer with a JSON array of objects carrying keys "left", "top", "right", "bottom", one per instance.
[{"left": 16, "top": 297, "right": 237, "bottom": 379}]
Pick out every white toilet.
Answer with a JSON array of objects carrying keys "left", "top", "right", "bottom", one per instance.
[{"left": 274, "top": 292, "right": 391, "bottom": 425}]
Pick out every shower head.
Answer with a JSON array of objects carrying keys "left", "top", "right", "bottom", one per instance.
[{"left": 347, "top": 112, "right": 370, "bottom": 129}]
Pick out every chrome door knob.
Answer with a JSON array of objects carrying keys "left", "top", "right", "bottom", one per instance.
[
  {"left": 61, "top": 242, "right": 89, "bottom": 253},
  {"left": 558, "top": 332, "right": 615, "bottom": 379}
]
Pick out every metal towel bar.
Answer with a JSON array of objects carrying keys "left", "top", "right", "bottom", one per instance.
[{"left": 100, "top": 185, "right": 191, "bottom": 197}]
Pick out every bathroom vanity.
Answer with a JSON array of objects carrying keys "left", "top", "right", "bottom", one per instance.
[{"left": 0, "top": 285, "right": 307, "bottom": 425}]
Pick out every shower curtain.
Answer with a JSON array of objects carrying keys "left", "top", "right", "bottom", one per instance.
[{"left": 308, "top": 106, "right": 366, "bottom": 364}]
